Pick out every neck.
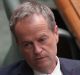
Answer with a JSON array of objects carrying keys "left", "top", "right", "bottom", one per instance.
[{"left": 47, "top": 59, "right": 57, "bottom": 74}]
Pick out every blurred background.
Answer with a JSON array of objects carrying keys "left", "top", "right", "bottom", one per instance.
[{"left": 0, "top": 0, "right": 80, "bottom": 67}]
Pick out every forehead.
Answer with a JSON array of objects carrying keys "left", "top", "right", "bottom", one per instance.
[
  {"left": 16, "top": 14, "right": 49, "bottom": 31},
  {"left": 15, "top": 14, "right": 51, "bottom": 38},
  {"left": 17, "top": 14, "right": 48, "bottom": 26}
]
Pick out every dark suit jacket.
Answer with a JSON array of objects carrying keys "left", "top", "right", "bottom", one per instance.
[{"left": 0, "top": 58, "right": 80, "bottom": 75}]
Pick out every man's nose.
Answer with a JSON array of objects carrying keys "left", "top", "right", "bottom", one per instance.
[{"left": 33, "top": 44, "right": 42, "bottom": 54}]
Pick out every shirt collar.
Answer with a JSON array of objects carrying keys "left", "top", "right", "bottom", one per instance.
[{"left": 34, "top": 56, "right": 63, "bottom": 75}]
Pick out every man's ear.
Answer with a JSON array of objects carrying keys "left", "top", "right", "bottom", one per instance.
[{"left": 54, "top": 25, "right": 59, "bottom": 43}]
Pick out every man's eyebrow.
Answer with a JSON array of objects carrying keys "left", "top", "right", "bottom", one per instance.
[
  {"left": 21, "top": 41, "right": 33, "bottom": 44},
  {"left": 39, "top": 34, "right": 48, "bottom": 38}
]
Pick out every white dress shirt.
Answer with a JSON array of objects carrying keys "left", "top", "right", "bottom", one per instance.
[{"left": 34, "top": 57, "right": 63, "bottom": 75}]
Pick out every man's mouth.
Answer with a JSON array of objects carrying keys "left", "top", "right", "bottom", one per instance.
[{"left": 35, "top": 56, "right": 47, "bottom": 62}]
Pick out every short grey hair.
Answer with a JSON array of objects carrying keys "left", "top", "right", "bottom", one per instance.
[{"left": 10, "top": 1, "right": 56, "bottom": 36}]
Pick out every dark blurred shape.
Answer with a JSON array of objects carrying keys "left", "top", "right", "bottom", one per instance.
[{"left": 58, "top": 28, "right": 80, "bottom": 59}]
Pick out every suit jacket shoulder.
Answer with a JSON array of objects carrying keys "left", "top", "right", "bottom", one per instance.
[
  {"left": 0, "top": 60, "right": 33, "bottom": 75},
  {"left": 0, "top": 58, "right": 80, "bottom": 75},
  {"left": 60, "top": 58, "right": 80, "bottom": 75}
]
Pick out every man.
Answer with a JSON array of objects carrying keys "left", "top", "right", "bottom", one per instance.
[{"left": 0, "top": 1, "right": 80, "bottom": 75}]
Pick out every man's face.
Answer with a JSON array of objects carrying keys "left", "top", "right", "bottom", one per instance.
[{"left": 15, "top": 14, "right": 59, "bottom": 73}]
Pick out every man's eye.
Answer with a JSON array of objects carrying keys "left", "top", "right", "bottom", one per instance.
[
  {"left": 24, "top": 43, "right": 30, "bottom": 47},
  {"left": 39, "top": 37, "right": 48, "bottom": 43},
  {"left": 23, "top": 43, "right": 32, "bottom": 48}
]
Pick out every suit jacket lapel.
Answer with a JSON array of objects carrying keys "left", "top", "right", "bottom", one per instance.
[
  {"left": 19, "top": 59, "right": 72, "bottom": 75},
  {"left": 20, "top": 59, "right": 71, "bottom": 75},
  {"left": 60, "top": 58, "right": 72, "bottom": 75},
  {"left": 18, "top": 60, "right": 34, "bottom": 75},
  {"left": 19, "top": 58, "right": 78, "bottom": 75},
  {"left": 59, "top": 58, "right": 80, "bottom": 75}
]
